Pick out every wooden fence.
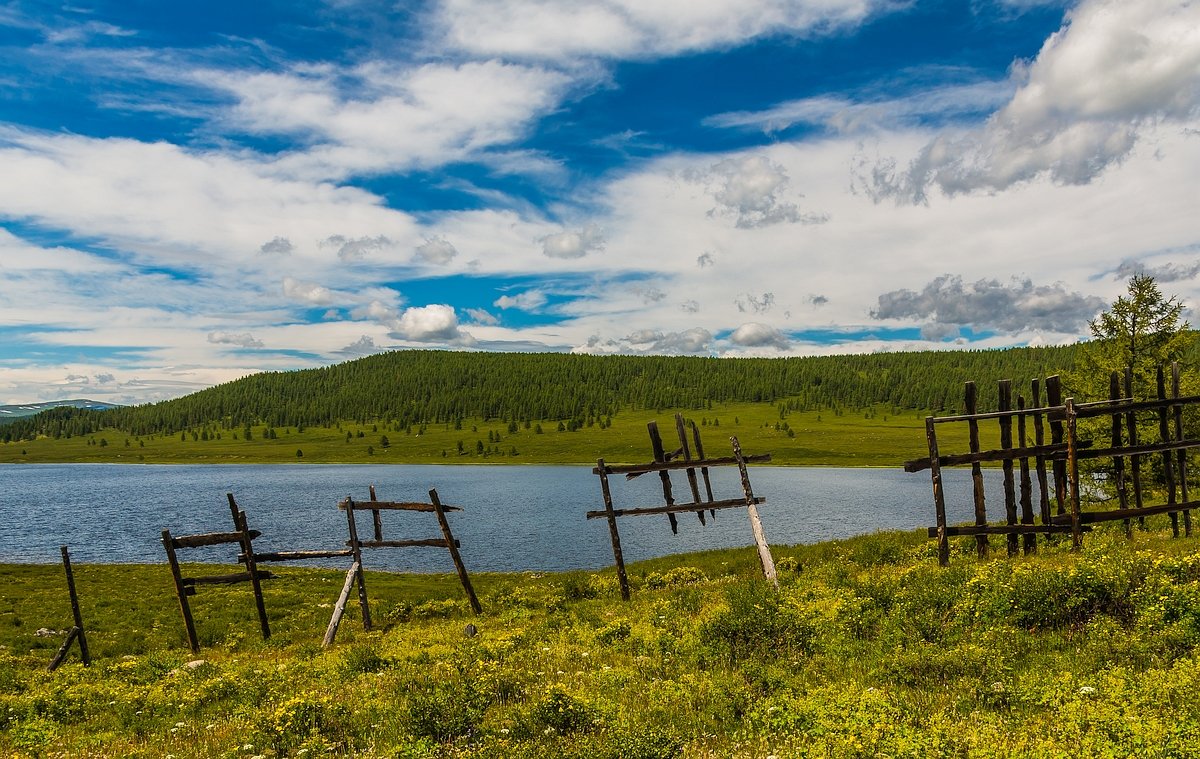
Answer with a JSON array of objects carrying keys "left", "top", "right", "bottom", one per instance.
[
  {"left": 907, "top": 364, "right": 1200, "bottom": 566},
  {"left": 588, "top": 413, "right": 775, "bottom": 599}
]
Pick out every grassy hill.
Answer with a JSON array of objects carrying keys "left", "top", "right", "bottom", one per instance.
[
  {"left": 3, "top": 523, "right": 1200, "bottom": 756},
  {"left": 2, "top": 345, "right": 1078, "bottom": 465}
]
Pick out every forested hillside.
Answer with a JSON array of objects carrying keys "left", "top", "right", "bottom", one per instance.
[{"left": 2, "top": 346, "right": 1077, "bottom": 442}]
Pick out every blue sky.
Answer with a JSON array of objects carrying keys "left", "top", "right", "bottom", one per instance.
[{"left": 1, "top": 0, "right": 1199, "bottom": 404}]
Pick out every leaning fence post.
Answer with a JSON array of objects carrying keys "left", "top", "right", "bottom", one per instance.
[
  {"left": 429, "top": 489, "right": 482, "bottom": 614},
  {"left": 731, "top": 436, "right": 778, "bottom": 588},
  {"left": 228, "top": 494, "right": 270, "bottom": 641},
  {"left": 162, "top": 529, "right": 200, "bottom": 653},
  {"left": 1172, "top": 362, "right": 1192, "bottom": 537},
  {"left": 597, "top": 458, "right": 631, "bottom": 601},
  {"left": 343, "top": 499, "right": 372, "bottom": 631},
  {"left": 48, "top": 546, "right": 90, "bottom": 671}
]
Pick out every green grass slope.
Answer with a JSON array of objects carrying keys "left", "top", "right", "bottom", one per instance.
[
  {"left": 4, "top": 523, "right": 1200, "bottom": 756},
  {"left": 0, "top": 403, "right": 966, "bottom": 466}
]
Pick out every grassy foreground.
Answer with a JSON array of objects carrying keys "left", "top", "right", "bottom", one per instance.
[
  {"left": 0, "top": 402, "right": 962, "bottom": 467},
  {"left": 5, "top": 524, "right": 1200, "bottom": 757}
]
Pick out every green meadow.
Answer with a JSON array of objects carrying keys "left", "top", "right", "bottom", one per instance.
[
  {"left": 0, "top": 402, "right": 969, "bottom": 467},
  {"left": 5, "top": 524, "right": 1200, "bottom": 757}
]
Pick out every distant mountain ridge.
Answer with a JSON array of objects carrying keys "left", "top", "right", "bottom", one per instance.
[{"left": 0, "top": 399, "right": 121, "bottom": 421}]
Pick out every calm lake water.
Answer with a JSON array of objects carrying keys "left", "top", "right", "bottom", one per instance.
[{"left": 0, "top": 464, "right": 1000, "bottom": 571}]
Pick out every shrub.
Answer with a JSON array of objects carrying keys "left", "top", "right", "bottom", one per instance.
[{"left": 700, "top": 581, "right": 814, "bottom": 662}]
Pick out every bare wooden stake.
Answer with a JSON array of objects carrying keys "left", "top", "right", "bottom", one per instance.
[
  {"left": 648, "top": 422, "right": 679, "bottom": 534},
  {"left": 1158, "top": 366, "right": 1180, "bottom": 537},
  {"left": 965, "top": 382, "right": 989, "bottom": 558},
  {"left": 1047, "top": 375, "right": 1068, "bottom": 516},
  {"left": 323, "top": 561, "right": 361, "bottom": 648},
  {"left": 430, "top": 489, "right": 482, "bottom": 614},
  {"left": 927, "top": 417, "right": 950, "bottom": 567},
  {"left": 1125, "top": 367, "right": 1146, "bottom": 528},
  {"left": 1110, "top": 372, "right": 1132, "bottom": 539},
  {"left": 343, "top": 499, "right": 372, "bottom": 631},
  {"left": 1017, "top": 397, "right": 1035, "bottom": 555},
  {"left": 690, "top": 421, "right": 717, "bottom": 518},
  {"left": 59, "top": 545, "right": 90, "bottom": 666},
  {"left": 1173, "top": 362, "right": 1192, "bottom": 536},
  {"left": 47, "top": 627, "right": 80, "bottom": 673},
  {"left": 162, "top": 529, "right": 199, "bottom": 653},
  {"left": 597, "top": 458, "right": 631, "bottom": 601},
  {"left": 369, "top": 484, "right": 383, "bottom": 542},
  {"left": 1066, "top": 399, "right": 1082, "bottom": 551},
  {"left": 674, "top": 413, "right": 706, "bottom": 525},
  {"left": 228, "top": 494, "right": 270, "bottom": 641},
  {"left": 731, "top": 436, "right": 777, "bottom": 588},
  {"left": 1031, "top": 378, "right": 1052, "bottom": 529},
  {"left": 998, "top": 380, "right": 1019, "bottom": 557}
]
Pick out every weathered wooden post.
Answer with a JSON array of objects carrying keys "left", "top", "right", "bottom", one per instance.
[
  {"left": 1172, "top": 362, "right": 1192, "bottom": 536},
  {"left": 48, "top": 546, "right": 91, "bottom": 671},
  {"left": 926, "top": 416, "right": 950, "bottom": 566},
  {"left": 1031, "top": 378, "right": 1052, "bottom": 528},
  {"left": 965, "top": 382, "right": 989, "bottom": 557},
  {"left": 162, "top": 529, "right": 200, "bottom": 653},
  {"left": 1017, "top": 397, "right": 1036, "bottom": 555},
  {"left": 228, "top": 494, "right": 269, "bottom": 641},
  {"left": 596, "top": 458, "right": 631, "bottom": 601},
  {"left": 731, "top": 436, "right": 778, "bottom": 588},
  {"left": 998, "top": 380, "right": 1019, "bottom": 556},
  {"left": 429, "top": 489, "right": 482, "bottom": 614},
  {"left": 674, "top": 414, "right": 706, "bottom": 525},
  {"left": 1157, "top": 366, "right": 1180, "bottom": 537},
  {"left": 1124, "top": 368, "right": 1146, "bottom": 528},
  {"left": 323, "top": 561, "right": 362, "bottom": 648},
  {"left": 1066, "top": 399, "right": 1082, "bottom": 551},
  {"left": 647, "top": 422, "right": 679, "bottom": 534},
  {"left": 343, "top": 499, "right": 372, "bottom": 631}
]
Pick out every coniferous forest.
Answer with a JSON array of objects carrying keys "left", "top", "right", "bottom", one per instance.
[{"left": 2, "top": 345, "right": 1078, "bottom": 442}]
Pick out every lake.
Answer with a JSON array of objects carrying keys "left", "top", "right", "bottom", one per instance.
[{"left": 0, "top": 463, "right": 1000, "bottom": 572}]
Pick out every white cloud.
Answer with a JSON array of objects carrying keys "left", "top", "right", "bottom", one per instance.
[
  {"left": 260, "top": 236, "right": 294, "bottom": 255},
  {"left": 495, "top": 290, "right": 548, "bottom": 310},
  {"left": 1115, "top": 256, "right": 1200, "bottom": 282},
  {"left": 282, "top": 277, "right": 336, "bottom": 305},
  {"left": 321, "top": 234, "right": 392, "bottom": 262},
  {"left": 207, "top": 331, "right": 265, "bottom": 349},
  {"left": 338, "top": 335, "right": 381, "bottom": 355},
  {"left": 464, "top": 308, "right": 500, "bottom": 325},
  {"left": 364, "top": 302, "right": 475, "bottom": 345},
  {"left": 707, "top": 79, "right": 1015, "bottom": 135},
  {"left": 701, "top": 154, "right": 829, "bottom": 228},
  {"left": 542, "top": 226, "right": 604, "bottom": 259},
  {"left": 415, "top": 237, "right": 459, "bottom": 265},
  {"left": 729, "top": 322, "right": 790, "bottom": 349},
  {"left": 863, "top": 0, "right": 1200, "bottom": 203},
  {"left": 431, "top": 0, "right": 899, "bottom": 61},
  {"left": 211, "top": 60, "right": 572, "bottom": 180}
]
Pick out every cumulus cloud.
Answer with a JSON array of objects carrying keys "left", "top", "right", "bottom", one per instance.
[
  {"left": 259, "top": 236, "right": 294, "bottom": 255},
  {"left": 872, "top": 275, "right": 1106, "bottom": 334},
  {"left": 430, "top": 0, "right": 898, "bottom": 61},
  {"left": 339, "top": 335, "right": 380, "bottom": 355},
  {"left": 863, "top": 0, "right": 1200, "bottom": 203},
  {"left": 541, "top": 226, "right": 604, "bottom": 259},
  {"left": 364, "top": 302, "right": 475, "bottom": 345},
  {"left": 321, "top": 234, "right": 392, "bottom": 262},
  {"left": 625, "top": 327, "right": 714, "bottom": 354},
  {"left": 415, "top": 237, "right": 458, "bottom": 265},
  {"left": 282, "top": 276, "right": 336, "bottom": 305},
  {"left": 697, "top": 252, "right": 714, "bottom": 267},
  {"left": 681, "top": 300, "right": 700, "bottom": 313},
  {"left": 735, "top": 292, "right": 776, "bottom": 313},
  {"left": 1115, "top": 257, "right": 1200, "bottom": 282},
  {"left": 494, "top": 290, "right": 548, "bottom": 310},
  {"left": 729, "top": 322, "right": 791, "bottom": 349},
  {"left": 809, "top": 294, "right": 829, "bottom": 306},
  {"left": 635, "top": 286, "right": 667, "bottom": 304},
  {"left": 702, "top": 155, "right": 829, "bottom": 228},
  {"left": 207, "top": 331, "right": 264, "bottom": 348},
  {"left": 94, "top": 372, "right": 115, "bottom": 384},
  {"left": 464, "top": 307, "right": 499, "bottom": 325}
]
